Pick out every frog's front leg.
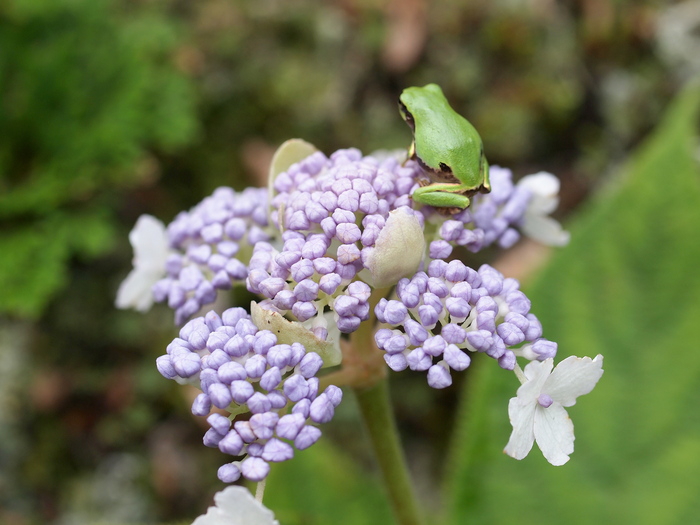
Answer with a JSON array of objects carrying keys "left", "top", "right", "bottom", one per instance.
[{"left": 411, "top": 182, "right": 472, "bottom": 209}]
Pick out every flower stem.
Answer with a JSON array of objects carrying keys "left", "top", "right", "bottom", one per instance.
[{"left": 354, "top": 380, "right": 423, "bottom": 525}]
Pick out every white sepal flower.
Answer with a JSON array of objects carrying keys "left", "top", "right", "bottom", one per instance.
[
  {"left": 504, "top": 354, "right": 604, "bottom": 466},
  {"left": 518, "top": 172, "right": 570, "bottom": 246},
  {"left": 115, "top": 215, "right": 169, "bottom": 311},
  {"left": 191, "top": 486, "right": 280, "bottom": 525}
]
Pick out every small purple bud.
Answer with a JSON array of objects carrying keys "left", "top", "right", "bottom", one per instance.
[
  {"left": 156, "top": 355, "right": 177, "bottom": 379},
  {"left": 199, "top": 369, "right": 219, "bottom": 393},
  {"left": 206, "top": 331, "right": 229, "bottom": 352},
  {"left": 422, "top": 336, "right": 447, "bottom": 357},
  {"left": 384, "top": 334, "right": 408, "bottom": 354},
  {"left": 267, "top": 344, "right": 293, "bottom": 368},
  {"left": 506, "top": 291, "right": 531, "bottom": 315},
  {"left": 337, "top": 242, "right": 361, "bottom": 264},
  {"left": 309, "top": 394, "right": 334, "bottom": 423},
  {"left": 428, "top": 259, "right": 448, "bottom": 278},
  {"left": 204, "top": 311, "right": 223, "bottom": 331},
  {"left": 203, "top": 428, "right": 225, "bottom": 447},
  {"left": 466, "top": 329, "right": 494, "bottom": 352},
  {"left": 259, "top": 277, "right": 286, "bottom": 299},
  {"left": 347, "top": 281, "right": 371, "bottom": 302},
  {"left": 374, "top": 328, "right": 393, "bottom": 349},
  {"left": 302, "top": 237, "right": 329, "bottom": 259},
  {"left": 430, "top": 240, "right": 453, "bottom": 259},
  {"left": 478, "top": 265, "right": 504, "bottom": 295},
  {"left": 384, "top": 353, "right": 408, "bottom": 372},
  {"left": 248, "top": 392, "right": 272, "bottom": 414},
  {"left": 172, "top": 352, "right": 201, "bottom": 377},
  {"left": 444, "top": 345, "right": 471, "bottom": 371},
  {"left": 384, "top": 300, "right": 408, "bottom": 325},
  {"left": 319, "top": 273, "right": 342, "bottom": 295},
  {"left": 168, "top": 284, "right": 186, "bottom": 309},
  {"left": 209, "top": 382, "right": 233, "bottom": 408},
  {"left": 224, "top": 334, "right": 250, "bottom": 357},
  {"left": 307, "top": 377, "right": 320, "bottom": 400},
  {"left": 207, "top": 413, "right": 231, "bottom": 435},
  {"left": 217, "top": 463, "right": 241, "bottom": 483},
  {"left": 532, "top": 339, "right": 557, "bottom": 360},
  {"left": 398, "top": 283, "right": 421, "bottom": 308},
  {"left": 336, "top": 315, "right": 361, "bottom": 333},
  {"left": 268, "top": 391, "right": 287, "bottom": 409},
  {"left": 445, "top": 297, "right": 471, "bottom": 321},
  {"left": 218, "top": 361, "right": 247, "bottom": 383},
  {"left": 292, "top": 398, "right": 311, "bottom": 418},
  {"left": 218, "top": 430, "right": 244, "bottom": 456},
  {"left": 290, "top": 259, "right": 315, "bottom": 282},
  {"left": 444, "top": 260, "right": 467, "bottom": 282},
  {"left": 294, "top": 425, "right": 322, "bottom": 450},
  {"left": 295, "top": 279, "right": 319, "bottom": 302},
  {"left": 335, "top": 222, "right": 362, "bottom": 244},
  {"left": 224, "top": 259, "right": 247, "bottom": 280},
  {"left": 334, "top": 295, "right": 359, "bottom": 317},
  {"left": 184, "top": 319, "right": 210, "bottom": 350},
  {"left": 407, "top": 348, "right": 432, "bottom": 371},
  {"left": 525, "top": 314, "right": 543, "bottom": 340},
  {"left": 247, "top": 442, "right": 263, "bottom": 457},
  {"left": 320, "top": 216, "right": 337, "bottom": 237},
  {"left": 241, "top": 457, "right": 270, "bottom": 482},
  {"left": 244, "top": 354, "right": 267, "bottom": 378},
  {"left": 276, "top": 413, "right": 306, "bottom": 440},
  {"left": 324, "top": 385, "right": 343, "bottom": 407},
  {"left": 222, "top": 307, "right": 247, "bottom": 327},
  {"left": 486, "top": 337, "right": 506, "bottom": 359},
  {"left": 440, "top": 220, "right": 464, "bottom": 241},
  {"left": 298, "top": 352, "right": 324, "bottom": 378},
  {"left": 497, "top": 322, "right": 525, "bottom": 346},
  {"left": 476, "top": 311, "right": 496, "bottom": 333},
  {"left": 234, "top": 421, "right": 256, "bottom": 443},
  {"left": 498, "top": 350, "right": 516, "bottom": 370},
  {"left": 253, "top": 330, "right": 277, "bottom": 355},
  {"left": 260, "top": 367, "right": 282, "bottom": 391},
  {"left": 505, "top": 312, "right": 529, "bottom": 333},
  {"left": 284, "top": 374, "right": 310, "bottom": 402},
  {"left": 180, "top": 264, "right": 205, "bottom": 290},
  {"left": 191, "top": 393, "right": 211, "bottom": 416},
  {"left": 291, "top": 301, "right": 316, "bottom": 322},
  {"left": 537, "top": 393, "right": 554, "bottom": 408},
  {"left": 235, "top": 319, "right": 258, "bottom": 337},
  {"left": 441, "top": 323, "right": 467, "bottom": 344},
  {"left": 262, "top": 438, "right": 294, "bottom": 463},
  {"left": 249, "top": 413, "right": 279, "bottom": 440},
  {"left": 230, "top": 380, "right": 254, "bottom": 404},
  {"left": 418, "top": 305, "right": 440, "bottom": 328},
  {"left": 313, "top": 257, "right": 337, "bottom": 275},
  {"left": 427, "top": 363, "right": 452, "bottom": 389},
  {"left": 404, "top": 319, "right": 429, "bottom": 346},
  {"left": 427, "top": 278, "right": 449, "bottom": 298}
]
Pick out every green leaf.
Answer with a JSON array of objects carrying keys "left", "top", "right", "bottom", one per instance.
[
  {"left": 265, "top": 439, "right": 395, "bottom": 525},
  {"left": 446, "top": 82, "right": 700, "bottom": 524}
]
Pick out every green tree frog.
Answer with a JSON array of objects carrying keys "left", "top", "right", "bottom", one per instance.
[{"left": 399, "top": 83, "right": 490, "bottom": 211}]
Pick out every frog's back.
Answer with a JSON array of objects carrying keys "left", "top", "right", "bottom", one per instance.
[{"left": 400, "top": 84, "right": 483, "bottom": 179}]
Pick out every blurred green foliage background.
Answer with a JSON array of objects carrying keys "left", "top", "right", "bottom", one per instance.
[{"left": 1, "top": 0, "right": 698, "bottom": 523}]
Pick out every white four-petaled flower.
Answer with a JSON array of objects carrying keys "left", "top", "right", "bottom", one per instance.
[
  {"left": 191, "top": 486, "right": 280, "bottom": 525},
  {"left": 115, "top": 214, "right": 169, "bottom": 311},
  {"left": 504, "top": 354, "right": 604, "bottom": 466}
]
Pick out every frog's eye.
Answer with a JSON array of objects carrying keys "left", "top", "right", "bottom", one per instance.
[
  {"left": 398, "top": 101, "right": 415, "bottom": 129},
  {"left": 439, "top": 162, "right": 452, "bottom": 173}
]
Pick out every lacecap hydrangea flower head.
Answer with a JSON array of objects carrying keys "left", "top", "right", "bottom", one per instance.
[{"left": 117, "top": 86, "right": 603, "bottom": 521}]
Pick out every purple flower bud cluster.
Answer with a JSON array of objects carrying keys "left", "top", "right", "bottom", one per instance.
[
  {"left": 247, "top": 148, "right": 425, "bottom": 333},
  {"left": 155, "top": 307, "right": 342, "bottom": 483},
  {"left": 151, "top": 187, "right": 271, "bottom": 325},
  {"left": 374, "top": 261, "right": 557, "bottom": 389},
  {"left": 426, "top": 167, "right": 533, "bottom": 260}
]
